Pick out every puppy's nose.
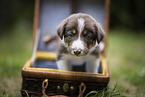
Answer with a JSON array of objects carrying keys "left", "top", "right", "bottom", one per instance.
[{"left": 74, "top": 49, "right": 82, "bottom": 55}]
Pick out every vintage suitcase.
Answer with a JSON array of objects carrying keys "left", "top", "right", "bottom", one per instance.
[{"left": 21, "top": 0, "right": 110, "bottom": 96}]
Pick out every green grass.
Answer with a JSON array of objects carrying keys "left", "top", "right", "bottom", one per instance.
[
  {"left": 85, "top": 83, "right": 121, "bottom": 97},
  {"left": 0, "top": 21, "right": 33, "bottom": 96},
  {"left": 0, "top": 22, "right": 145, "bottom": 96},
  {"left": 107, "top": 29, "right": 145, "bottom": 96}
]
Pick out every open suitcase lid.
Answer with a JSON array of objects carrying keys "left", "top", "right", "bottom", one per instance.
[{"left": 22, "top": 0, "right": 110, "bottom": 83}]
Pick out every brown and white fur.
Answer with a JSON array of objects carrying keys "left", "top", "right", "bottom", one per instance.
[{"left": 56, "top": 13, "right": 105, "bottom": 73}]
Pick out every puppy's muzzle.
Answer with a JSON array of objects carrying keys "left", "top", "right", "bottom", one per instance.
[{"left": 73, "top": 49, "right": 82, "bottom": 55}]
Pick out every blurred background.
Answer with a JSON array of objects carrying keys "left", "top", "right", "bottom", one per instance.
[{"left": 0, "top": 0, "right": 145, "bottom": 96}]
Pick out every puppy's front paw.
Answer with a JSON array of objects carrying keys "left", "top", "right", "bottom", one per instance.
[
  {"left": 56, "top": 60, "right": 71, "bottom": 71},
  {"left": 86, "top": 58, "right": 100, "bottom": 73}
]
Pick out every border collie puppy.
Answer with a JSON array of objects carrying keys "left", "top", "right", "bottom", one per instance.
[{"left": 56, "top": 13, "right": 105, "bottom": 73}]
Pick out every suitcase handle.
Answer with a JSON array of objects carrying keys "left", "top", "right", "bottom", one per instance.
[
  {"left": 42, "top": 79, "right": 49, "bottom": 97},
  {"left": 78, "top": 82, "right": 86, "bottom": 97}
]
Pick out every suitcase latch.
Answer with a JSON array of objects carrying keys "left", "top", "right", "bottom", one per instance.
[{"left": 63, "top": 83, "right": 69, "bottom": 92}]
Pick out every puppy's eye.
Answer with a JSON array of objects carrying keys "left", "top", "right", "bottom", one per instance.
[
  {"left": 69, "top": 33, "right": 73, "bottom": 37},
  {"left": 86, "top": 35, "right": 91, "bottom": 40},
  {"left": 67, "top": 33, "right": 73, "bottom": 39}
]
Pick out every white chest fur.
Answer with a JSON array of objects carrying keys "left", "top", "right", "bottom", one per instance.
[
  {"left": 62, "top": 54, "right": 96, "bottom": 65},
  {"left": 56, "top": 54, "right": 100, "bottom": 73}
]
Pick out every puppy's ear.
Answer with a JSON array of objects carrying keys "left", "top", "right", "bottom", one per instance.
[
  {"left": 57, "top": 20, "right": 67, "bottom": 40},
  {"left": 94, "top": 23, "right": 105, "bottom": 44}
]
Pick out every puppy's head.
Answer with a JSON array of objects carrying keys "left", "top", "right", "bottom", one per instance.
[{"left": 57, "top": 13, "right": 105, "bottom": 57}]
